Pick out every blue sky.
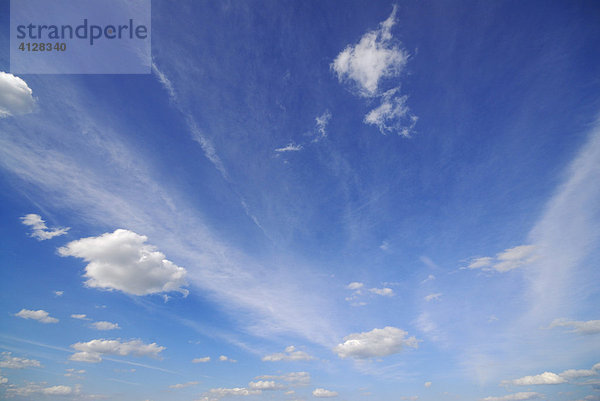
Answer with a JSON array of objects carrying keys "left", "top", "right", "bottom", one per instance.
[{"left": 1, "top": 1, "right": 600, "bottom": 400}]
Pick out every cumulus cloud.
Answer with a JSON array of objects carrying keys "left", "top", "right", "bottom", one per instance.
[
  {"left": 69, "top": 339, "right": 165, "bottom": 363},
  {"left": 333, "top": 326, "right": 419, "bottom": 358},
  {"left": 331, "top": 6, "right": 407, "bottom": 97},
  {"left": 248, "top": 380, "right": 281, "bottom": 390},
  {"left": 0, "top": 71, "right": 35, "bottom": 118},
  {"left": 255, "top": 372, "right": 310, "bottom": 387},
  {"left": 275, "top": 143, "right": 303, "bottom": 152},
  {"left": 53, "top": 290, "right": 64, "bottom": 297},
  {"left": 20, "top": 214, "right": 69, "bottom": 240},
  {"left": 192, "top": 356, "right": 211, "bottom": 363},
  {"left": 424, "top": 381, "right": 432, "bottom": 388},
  {"left": 313, "top": 388, "right": 338, "bottom": 398},
  {"left": 466, "top": 245, "right": 537, "bottom": 272},
  {"left": 262, "top": 346, "right": 314, "bottom": 362},
  {"left": 91, "top": 321, "right": 120, "bottom": 331},
  {"left": 364, "top": 88, "right": 418, "bottom": 137},
  {"left": 6, "top": 382, "right": 78, "bottom": 397},
  {"left": 369, "top": 287, "right": 394, "bottom": 296},
  {"left": 169, "top": 381, "right": 199, "bottom": 389},
  {"left": 347, "top": 282, "right": 364, "bottom": 290},
  {"left": 71, "top": 314, "right": 90, "bottom": 320},
  {"left": 481, "top": 392, "right": 543, "bottom": 401},
  {"left": 0, "top": 352, "right": 41, "bottom": 369},
  {"left": 424, "top": 293, "right": 442, "bottom": 302},
  {"left": 209, "top": 387, "right": 261, "bottom": 397},
  {"left": 58, "top": 229, "right": 188, "bottom": 296},
  {"left": 502, "top": 371, "right": 566, "bottom": 385},
  {"left": 548, "top": 318, "right": 600, "bottom": 335},
  {"left": 219, "top": 355, "right": 236, "bottom": 363},
  {"left": 14, "top": 309, "right": 58, "bottom": 323}
]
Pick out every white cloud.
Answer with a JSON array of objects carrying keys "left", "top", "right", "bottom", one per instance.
[
  {"left": 69, "top": 339, "right": 165, "bottom": 363},
  {"left": 369, "top": 287, "right": 394, "bottom": 297},
  {"left": 502, "top": 371, "right": 566, "bottom": 385},
  {"left": 364, "top": 88, "right": 418, "bottom": 137},
  {"left": 255, "top": 372, "right": 310, "bottom": 387},
  {"left": 315, "top": 110, "right": 332, "bottom": 140},
  {"left": 169, "top": 381, "right": 199, "bottom": 389},
  {"left": 58, "top": 229, "right": 188, "bottom": 296},
  {"left": 6, "top": 382, "right": 78, "bottom": 397},
  {"left": 219, "top": 355, "right": 236, "bottom": 362},
  {"left": 209, "top": 387, "right": 261, "bottom": 397},
  {"left": 262, "top": 346, "right": 314, "bottom": 362},
  {"left": 424, "top": 381, "right": 432, "bottom": 388},
  {"left": 20, "top": 214, "right": 69, "bottom": 240},
  {"left": 421, "top": 274, "right": 435, "bottom": 284},
  {"left": 71, "top": 314, "right": 90, "bottom": 320},
  {"left": 424, "top": 293, "right": 442, "bottom": 302},
  {"left": 333, "top": 326, "right": 419, "bottom": 358},
  {"left": 347, "top": 282, "right": 364, "bottom": 290},
  {"left": 248, "top": 380, "right": 281, "bottom": 390},
  {"left": 54, "top": 290, "right": 64, "bottom": 297},
  {"left": 313, "top": 388, "right": 338, "bottom": 398},
  {"left": 559, "top": 368, "right": 598, "bottom": 380},
  {"left": 0, "top": 352, "right": 41, "bottom": 369},
  {"left": 192, "top": 356, "right": 211, "bottom": 363},
  {"left": 0, "top": 71, "right": 35, "bottom": 118},
  {"left": 548, "top": 319, "right": 600, "bottom": 335},
  {"left": 0, "top": 374, "right": 7, "bottom": 384},
  {"left": 14, "top": 309, "right": 58, "bottom": 323},
  {"left": 466, "top": 245, "right": 537, "bottom": 273},
  {"left": 331, "top": 6, "right": 407, "bottom": 97},
  {"left": 481, "top": 392, "right": 543, "bottom": 401},
  {"left": 275, "top": 143, "right": 303, "bottom": 152},
  {"left": 91, "top": 321, "right": 120, "bottom": 331}
]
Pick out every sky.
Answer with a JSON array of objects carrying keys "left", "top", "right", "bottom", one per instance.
[{"left": 0, "top": 1, "right": 600, "bottom": 400}]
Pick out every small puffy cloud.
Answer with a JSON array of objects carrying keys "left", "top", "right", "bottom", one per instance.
[
  {"left": 69, "top": 339, "right": 165, "bottom": 363},
  {"left": 467, "top": 245, "right": 537, "bottom": 273},
  {"left": 71, "top": 314, "right": 90, "bottom": 320},
  {"left": 255, "top": 371, "right": 311, "bottom": 387},
  {"left": 364, "top": 88, "right": 417, "bottom": 137},
  {"left": 64, "top": 368, "right": 85, "bottom": 378},
  {"left": 502, "top": 372, "right": 566, "bottom": 386},
  {"left": 262, "top": 346, "right": 314, "bottom": 362},
  {"left": 209, "top": 387, "right": 261, "bottom": 397},
  {"left": 481, "top": 392, "right": 543, "bottom": 401},
  {"left": 331, "top": 6, "right": 407, "bottom": 97},
  {"left": 559, "top": 369, "right": 597, "bottom": 380},
  {"left": 0, "top": 352, "right": 41, "bottom": 369},
  {"left": 91, "top": 321, "right": 120, "bottom": 331},
  {"left": 192, "top": 356, "right": 211, "bottom": 363},
  {"left": 58, "top": 229, "right": 188, "bottom": 296},
  {"left": 421, "top": 274, "right": 435, "bottom": 284},
  {"left": 347, "top": 282, "right": 364, "bottom": 290},
  {"left": 169, "top": 381, "right": 199, "bottom": 389},
  {"left": 0, "top": 374, "right": 7, "bottom": 384},
  {"left": 54, "top": 290, "right": 64, "bottom": 297},
  {"left": 6, "top": 382, "right": 78, "bottom": 397},
  {"left": 275, "top": 143, "right": 303, "bottom": 152},
  {"left": 369, "top": 287, "right": 394, "bottom": 297},
  {"left": 313, "top": 388, "right": 338, "bottom": 398},
  {"left": 315, "top": 110, "right": 332, "bottom": 140},
  {"left": 248, "top": 381, "right": 281, "bottom": 390},
  {"left": 219, "top": 355, "right": 236, "bottom": 363},
  {"left": 424, "top": 293, "right": 442, "bottom": 302},
  {"left": 424, "top": 381, "right": 432, "bottom": 388},
  {"left": 548, "top": 318, "right": 600, "bottom": 335},
  {"left": 333, "top": 326, "right": 419, "bottom": 359},
  {"left": 20, "top": 214, "right": 69, "bottom": 241},
  {"left": 15, "top": 309, "right": 58, "bottom": 323},
  {"left": 0, "top": 71, "right": 35, "bottom": 118}
]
